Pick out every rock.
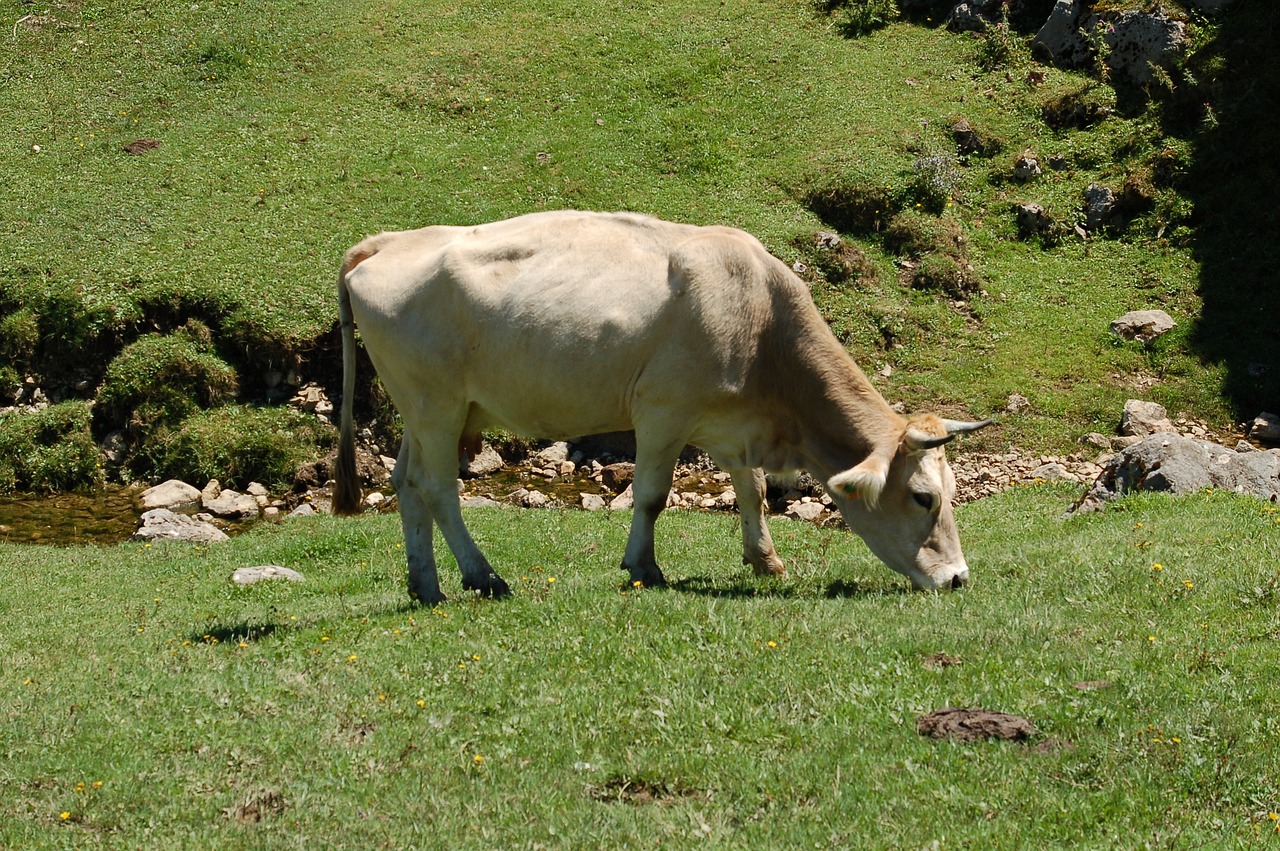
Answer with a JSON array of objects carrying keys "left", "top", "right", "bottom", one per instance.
[
  {"left": 232, "top": 565, "right": 304, "bottom": 586},
  {"left": 1120, "top": 399, "right": 1177, "bottom": 438},
  {"left": 1096, "top": 9, "right": 1186, "bottom": 87},
  {"left": 288, "top": 503, "right": 317, "bottom": 517},
  {"left": 1032, "top": 0, "right": 1091, "bottom": 67},
  {"left": 533, "top": 441, "right": 571, "bottom": 466},
  {"left": 1014, "top": 202, "right": 1053, "bottom": 239},
  {"left": 1005, "top": 393, "right": 1031, "bottom": 413},
  {"left": 363, "top": 492, "right": 386, "bottom": 508},
  {"left": 1248, "top": 412, "right": 1280, "bottom": 444},
  {"left": 290, "top": 383, "right": 331, "bottom": 415},
  {"left": 601, "top": 462, "right": 636, "bottom": 494},
  {"left": 1110, "top": 310, "right": 1176, "bottom": 344},
  {"left": 580, "top": 493, "right": 607, "bottom": 511},
  {"left": 947, "top": 2, "right": 994, "bottom": 32},
  {"left": 1031, "top": 462, "right": 1077, "bottom": 482},
  {"left": 203, "top": 489, "right": 260, "bottom": 519},
  {"left": 1071, "top": 434, "right": 1280, "bottom": 514},
  {"left": 460, "top": 496, "right": 502, "bottom": 508},
  {"left": 1083, "top": 183, "right": 1117, "bottom": 231},
  {"left": 1012, "top": 153, "right": 1042, "bottom": 183},
  {"left": 609, "top": 484, "right": 635, "bottom": 511},
  {"left": 786, "top": 501, "right": 827, "bottom": 522},
  {"left": 138, "top": 479, "right": 201, "bottom": 511},
  {"left": 1079, "top": 432, "right": 1112, "bottom": 451},
  {"left": 917, "top": 708, "right": 1036, "bottom": 742},
  {"left": 263, "top": 506, "right": 280, "bottom": 519},
  {"left": 462, "top": 443, "right": 505, "bottom": 478},
  {"left": 132, "top": 508, "right": 230, "bottom": 544},
  {"left": 101, "top": 430, "right": 128, "bottom": 465},
  {"left": 201, "top": 479, "right": 222, "bottom": 503}
]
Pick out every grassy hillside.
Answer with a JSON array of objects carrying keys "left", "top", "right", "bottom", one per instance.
[
  {"left": 3, "top": 488, "right": 1280, "bottom": 846},
  {"left": 0, "top": 0, "right": 1265, "bottom": 490}
]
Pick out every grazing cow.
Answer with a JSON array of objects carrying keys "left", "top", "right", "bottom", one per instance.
[{"left": 334, "top": 211, "right": 989, "bottom": 604}]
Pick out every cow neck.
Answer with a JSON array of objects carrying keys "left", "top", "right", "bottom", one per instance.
[{"left": 753, "top": 280, "right": 905, "bottom": 480}]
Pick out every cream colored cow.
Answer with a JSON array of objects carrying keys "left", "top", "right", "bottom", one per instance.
[{"left": 334, "top": 211, "right": 988, "bottom": 604}]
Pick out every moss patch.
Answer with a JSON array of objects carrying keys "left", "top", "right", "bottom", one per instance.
[{"left": 0, "top": 402, "right": 103, "bottom": 493}]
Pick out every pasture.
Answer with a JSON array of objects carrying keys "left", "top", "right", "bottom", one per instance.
[{"left": 4, "top": 488, "right": 1280, "bottom": 847}]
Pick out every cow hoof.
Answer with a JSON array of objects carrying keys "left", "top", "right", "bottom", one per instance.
[
  {"left": 409, "top": 586, "right": 447, "bottom": 607},
  {"left": 463, "top": 573, "right": 512, "bottom": 599},
  {"left": 623, "top": 564, "right": 667, "bottom": 587},
  {"left": 750, "top": 555, "right": 786, "bottom": 577}
]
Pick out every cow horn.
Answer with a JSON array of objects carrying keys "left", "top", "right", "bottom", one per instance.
[
  {"left": 941, "top": 418, "right": 993, "bottom": 435},
  {"left": 904, "top": 418, "right": 993, "bottom": 452}
]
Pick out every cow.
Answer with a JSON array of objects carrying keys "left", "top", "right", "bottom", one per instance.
[{"left": 333, "top": 210, "right": 989, "bottom": 605}]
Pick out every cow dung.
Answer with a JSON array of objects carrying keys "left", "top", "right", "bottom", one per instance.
[{"left": 916, "top": 707, "right": 1035, "bottom": 742}]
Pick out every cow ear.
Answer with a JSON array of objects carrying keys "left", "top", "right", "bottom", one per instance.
[{"left": 828, "top": 455, "right": 888, "bottom": 508}]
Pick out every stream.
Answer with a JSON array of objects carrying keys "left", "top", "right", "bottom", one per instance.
[{"left": 0, "top": 487, "right": 144, "bottom": 546}]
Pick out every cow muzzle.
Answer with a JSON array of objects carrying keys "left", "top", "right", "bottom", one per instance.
[{"left": 914, "top": 564, "right": 969, "bottom": 591}]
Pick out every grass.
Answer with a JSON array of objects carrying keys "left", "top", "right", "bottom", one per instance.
[
  {"left": 0, "top": 0, "right": 1256, "bottom": 488},
  {"left": 4, "top": 487, "right": 1280, "bottom": 846}
]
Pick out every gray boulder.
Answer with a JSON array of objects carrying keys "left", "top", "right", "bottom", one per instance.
[
  {"left": 1071, "top": 434, "right": 1280, "bottom": 514},
  {"left": 1097, "top": 9, "right": 1186, "bottom": 86},
  {"left": 462, "top": 442, "right": 505, "bottom": 477},
  {"left": 1032, "top": 0, "right": 1091, "bottom": 67},
  {"left": 132, "top": 508, "right": 230, "bottom": 544}
]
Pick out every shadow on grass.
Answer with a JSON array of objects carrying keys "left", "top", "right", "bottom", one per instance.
[
  {"left": 670, "top": 575, "right": 903, "bottom": 600},
  {"left": 187, "top": 621, "right": 280, "bottom": 645}
]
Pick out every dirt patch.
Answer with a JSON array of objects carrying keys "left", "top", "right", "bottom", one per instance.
[
  {"left": 916, "top": 707, "right": 1035, "bottom": 742},
  {"left": 588, "top": 775, "right": 706, "bottom": 806},
  {"left": 123, "top": 139, "right": 162, "bottom": 155},
  {"left": 223, "top": 789, "right": 286, "bottom": 824},
  {"left": 921, "top": 652, "right": 965, "bottom": 670}
]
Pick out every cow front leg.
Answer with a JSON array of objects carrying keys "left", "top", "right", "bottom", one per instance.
[
  {"left": 393, "top": 442, "right": 446, "bottom": 606},
  {"left": 729, "top": 467, "right": 786, "bottom": 576},
  {"left": 620, "top": 438, "right": 682, "bottom": 587}
]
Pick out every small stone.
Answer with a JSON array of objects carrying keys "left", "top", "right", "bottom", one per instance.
[
  {"left": 232, "top": 565, "right": 304, "bottom": 585},
  {"left": 1110, "top": 310, "right": 1176, "bottom": 344},
  {"left": 288, "top": 503, "right": 317, "bottom": 517},
  {"left": 1030, "top": 462, "right": 1077, "bottom": 483},
  {"left": 609, "top": 485, "right": 635, "bottom": 511},
  {"left": 1005, "top": 393, "right": 1031, "bottom": 413},
  {"left": 601, "top": 462, "right": 636, "bottom": 493},
  {"left": 263, "top": 506, "right": 280, "bottom": 519},
  {"left": 1120, "top": 400, "right": 1177, "bottom": 438},
  {"left": 363, "top": 492, "right": 386, "bottom": 508},
  {"left": 580, "top": 493, "right": 606, "bottom": 511}
]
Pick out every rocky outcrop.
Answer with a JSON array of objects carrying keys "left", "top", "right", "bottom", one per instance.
[{"left": 1071, "top": 434, "right": 1280, "bottom": 514}]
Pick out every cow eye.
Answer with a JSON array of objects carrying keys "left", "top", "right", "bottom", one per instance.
[{"left": 912, "top": 492, "right": 934, "bottom": 511}]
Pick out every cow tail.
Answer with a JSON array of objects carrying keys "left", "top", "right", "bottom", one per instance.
[{"left": 333, "top": 242, "right": 377, "bottom": 516}]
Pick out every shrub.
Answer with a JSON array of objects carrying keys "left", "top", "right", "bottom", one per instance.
[
  {"left": 140, "top": 404, "right": 335, "bottom": 490},
  {"left": 802, "top": 182, "right": 901, "bottom": 234},
  {"left": 0, "top": 307, "right": 39, "bottom": 363},
  {"left": 908, "top": 154, "right": 964, "bottom": 213},
  {"left": 96, "top": 321, "right": 238, "bottom": 435},
  {"left": 0, "top": 401, "right": 103, "bottom": 493},
  {"left": 834, "top": 0, "right": 899, "bottom": 37},
  {"left": 883, "top": 208, "right": 964, "bottom": 258},
  {"left": 910, "top": 251, "right": 981, "bottom": 297}
]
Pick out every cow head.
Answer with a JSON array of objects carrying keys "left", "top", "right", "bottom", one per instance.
[{"left": 827, "top": 415, "right": 990, "bottom": 591}]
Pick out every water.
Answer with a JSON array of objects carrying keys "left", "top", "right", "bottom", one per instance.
[{"left": 0, "top": 487, "right": 143, "bottom": 546}]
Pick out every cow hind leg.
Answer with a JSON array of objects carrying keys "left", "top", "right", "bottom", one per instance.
[
  {"left": 407, "top": 431, "right": 511, "bottom": 599},
  {"left": 620, "top": 435, "right": 683, "bottom": 587},
  {"left": 393, "top": 441, "right": 446, "bottom": 605},
  {"left": 728, "top": 466, "right": 786, "bottom": 576}
]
